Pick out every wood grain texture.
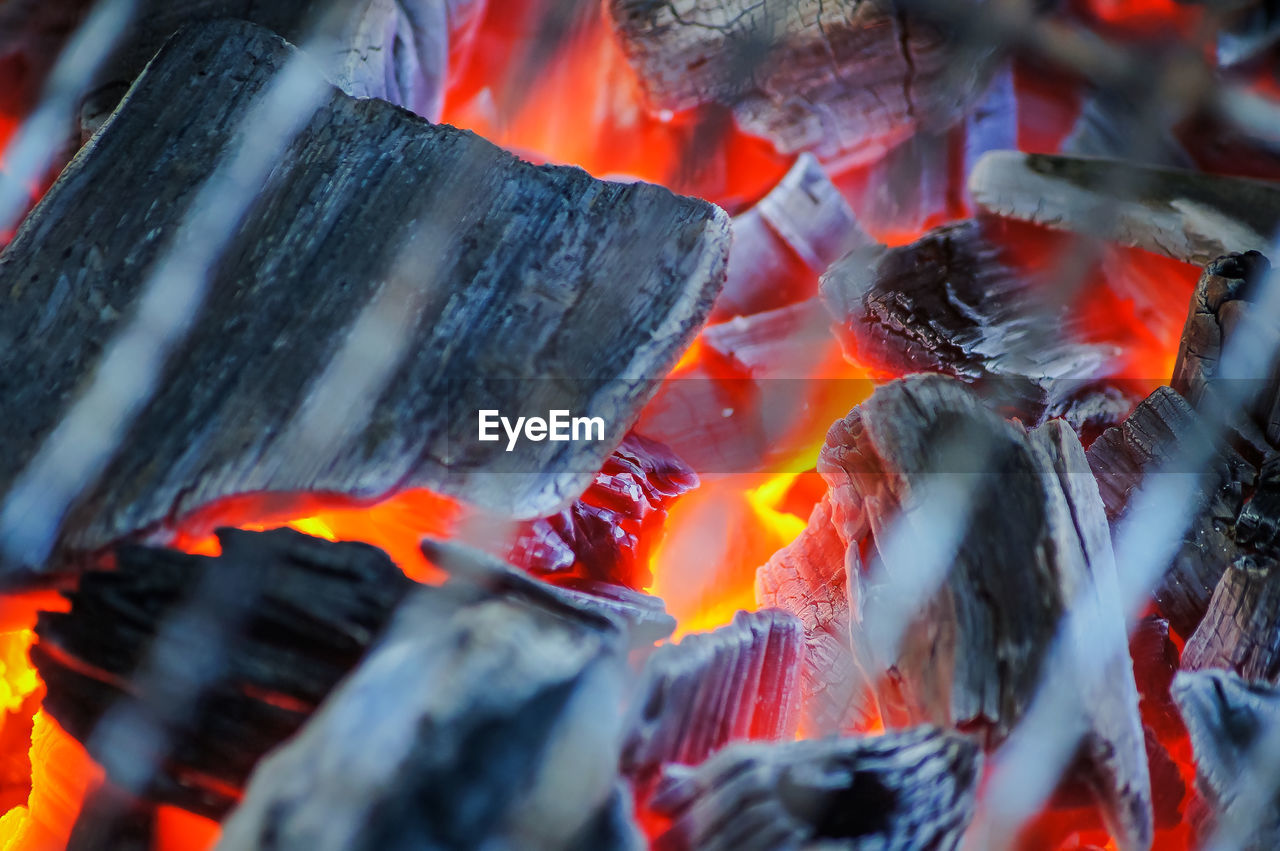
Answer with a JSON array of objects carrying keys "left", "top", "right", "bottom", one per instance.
[
  {"left": 818, "top": 375, "right": 1152, "bottom": 849},
  {"left": 217, "top": 568, "right": 640, "bottom": 851},
  {"left": 1184, "top": 557, "right": 1280, "bottom": 682},
  {"left": 606, "top": 0, "right": 997, "bottom": 163},
  {"left": 1087, "top": 386, "right": 1253, "bottom": 637},
  {"left": 647, "top": 726, "right": 982, "bottom": 851},
  {"left": 0, "top": 20, "right": 729, "bottom": 569}
]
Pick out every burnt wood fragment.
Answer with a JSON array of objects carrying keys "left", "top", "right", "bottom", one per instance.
[
  {"left": 1087, "top": 386, "right": 1252, "bottom": 637},
  {"left": 622, "top": 608, "right": 802, "bottom": 784},
  {"left": 647, "top": 726, "right": 982, "bottom": 851},
  {"left": 820, "top": 219, "right": 1117, "bottom": 422},
  {"left": 77, "top": 0, "right": 467, "bottom": 133},
  {"left": 606, "top": 0, "right": 999, "bottom": 164},
  {"left": 756, "top": 495, "right": 874, "bottom": 735},
  {"left": 421, "top": 538, "right": 676, "bottom": 646},
  {"left": 1130, "top": 615, "right": 1184, "bottom": 739},
  {"left": 217, "top": 568, "right": 641, "bottom": 851},
  {"left": 1184, "top": 556, "right": 1280, "bottom": 682},
  {"left": 818, "top": 375, "right": 1153, "bottom": 849},
  {"left": 0, "top": 20, "right": 728, "bottom": 571},
  {"left": 508, "top": 433, "right": 698, "bottom": 590},
  {"left": 32, "top": 528, "right": 413, "bottom": 818},
  {"left": 968, "top": 151, "right": 1280, "bottom": 265},
  {"left": 716, "top": 154, "right": 870, "bottom": 320},
  {"left": 1172, "top": 669, "right": 1280, "bottom": 848}
]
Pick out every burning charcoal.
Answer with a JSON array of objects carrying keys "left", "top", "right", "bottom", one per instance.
[
  {"left": 509, "top": 433, "right": 698, "bottom": 589},
  {"left": 622, "top": 609, "right": 802, "bottom": 785},
  {"left": 1173, "top": 252, "right": 1280, "bottom": 450},
  {"left": 422, "top": 538, "right": 676, "bottom": 646},
  {"left": 1130, "top": 616, "right": 1184, "bottom": 739},
  {"left": 32, "top": 528, "right": 414, "bottom": 818},
  {"left": 756, "top": 495, "right": 874, "bottom": 735},
  {"left": 968, "top": 151, "right": 1280, "bottom": 265},
  {"left": 1087, "top": 386, "right": 1252, "bottom": 637},
  {"left": 717, "top": 154, "right": 870, "bottom": 320},
  {"left": 606, "top": 0, "right": 1000, "bottom": 164},
  {"left": 1144, "top": 726, "right": 1187, "bottom": 830},
  {"left": 647, "top": 726, "right": 982, "bottom": 851},
  {"left": 77, "top": 0, "right": 472, "bottom": 134},
  {"left": 1172, "top": 669, "right": 1280, "bottom": 847},
  {"left": 819, "top": 375, "right": 1153, "bottom": 849},
  {"left": 217, "top": 562, "right": 640, "bottom": 851},
  {"left": 820, "top": 219, "right": 1118, "bottom": 422},
  {"left": 1184, "top": 556, "right": 1280, "bottom": 682},
  {"left": 0, "top": 20, "right": 729, "bottom": 571}
]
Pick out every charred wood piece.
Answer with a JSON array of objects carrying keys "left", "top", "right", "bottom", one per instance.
[
  {"left": 1173, "top": 252, "right": 1280, "bottom": 450},
  {"left": 819, "top": 375, "right": 1152, "bottom": 849},
  {"left": 606, "top": 0, "right": 999, "bottom": 163},
  {"left": 78, "top": 0, "right": 474, "bottom": 134},
  {"left": 421, "top": 538, "right": 676, "bottom": 646},
  {"left": 217, "top": 568, "right": 640, "bottom": 851},
  {"left": 1184, "top": 556, "right": 1280, "bottom": 683},
  {"left": 647, "top": 726, "right": 982, "bottom": 851},
  {"left": 820, "top": 219, "right": 1118, "bottom": 422},
  {"left": 0, "top": 20, "right": 728, "bottom": 571},
  {"left": 968, "top": 151, "right": 1280, "bottom": 265},
  {"left": 756, "top": 495, "right": 874, "bottom": 735},
  {"left": 32, "top": 528, "right": 414, "bottom": 818},
  {"left": 717, "top": 154, "right": 870, "bottom": 320},
  {"left": 508, "top": 433, "right": 698, "bottom": 590},
  {"left": 1172, "top": 669, "right": 1280, "bottom": 848},
  {"left": 1130, "top": 616, "right": 1184, "bottom": 739},
  {"left": 1087, "top": 386, "right": 1252, "bottom": 637},
  {"left": 622, "top": 608, "right": 802, "bottom": 785}
]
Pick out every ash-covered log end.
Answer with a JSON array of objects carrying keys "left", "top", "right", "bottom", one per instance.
[{"left": 648, "top": 726, "right": 983, "bottom": 851}]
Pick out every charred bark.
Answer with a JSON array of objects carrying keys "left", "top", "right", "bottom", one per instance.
[
  {"left": 606, "top": 0, "right": 999, "bottom": 164},
  {"left": 818, "top": 375, "right": 1152, "bottom": 849},
  {"left": 1184, "top": 557, "right": 1280, "bottom": 682},
  {"left": 647, "top": 726, "right": 982, "bottom": 851},
  {"left": 217, "top": 561, "right": 641, "bottom": 851},
  {"left": 622, "top": 608, "right": 803, "bottom": 784},
  {"left": 32, "top": 527, "right": 413, "bottom": 818},
  {"left": 1087, "top": 386, "right": 1252, "bottom": 637},
  {"left": 819, "top": 219, "right": 1118, "bottom": 423},
  {"left": 0, "top": 20, "right": 729, "bottom": 571}
]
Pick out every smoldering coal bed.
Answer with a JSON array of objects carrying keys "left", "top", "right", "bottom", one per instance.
[{"left": 4, "top": 0, "right": 1280, "bottom": 850}]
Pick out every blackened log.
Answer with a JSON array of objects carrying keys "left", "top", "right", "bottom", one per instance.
[
  {"left": 1087, "top": 386, "right": 1253, "bottom": 636},
  {"left": 1184, "top": 556, "right": 1280, "bottom": 682},
  {"left": 622, "top": 608, "right": 802, "bottom": 784},
  {"left": 1172, "top": 669, "right": 1280, "bottom": 848},
  {"left": 421, "top": 537, "right": 676, "bottom": 645},
  {"left": 819, "top": 219, "right": 1118, "bottom": 422},
  {"left": 508, "top": 433, "right": 698, "bottom": 590},
  {"left": 1172, "top": 252, "right": 1280, "bottom": 449},
  {"left": 647, "top": 726, "right": 982, "bottom": 851},
  {"left": 756, "top": 495, "right": 875, "bottom": 735},
  {"left": 606, "top": 0, "right": 999, "bottom": 164},
  {"left": 78, "top": 0, "right": 467, "bottom": 134},
  {"left": 716, "top": 154, "right": 870, "bottom": 320},
  {"left": 217, "top": 573, "right": 641, "bottom": 851},
  {"left": 819, "top": 375, "right": 1152, "bottom": 849},
  {"left": 32, "top": 528, "right": 413, "bottom": 818},
  {"left": 0, "top": 20, "right": 729, "bottom": 571},
  {"left": 968, "top": 151, "right": 1280, "bottom": 265}
]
